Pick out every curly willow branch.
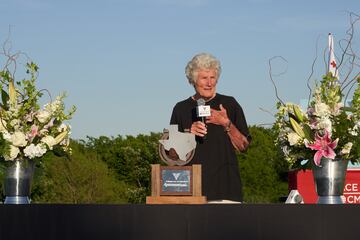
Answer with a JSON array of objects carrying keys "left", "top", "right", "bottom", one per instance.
[
  {"left": 1, "top": 27, "right": 32, "bottom": 85},
  {"left": 337, "top": 12, "right": 360, "bottom": 70},
  {"left": 339, "top": 12, "right": 360, "bottom": 98},
  {"left": 258, "top": 107, "right": 274, "bottom": 117},
  {"left": 307, "top": 35, "right": 321, "bottom": 106},
  {"left": 268, "top": 56, "right": 288, "bottom": 106}
]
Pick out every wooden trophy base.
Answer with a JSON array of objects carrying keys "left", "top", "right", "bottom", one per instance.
[
  {"left": 146, "top": 196, "right": 207, "bottom": 204},
  {"left": 146, "top": 164, "right": 207, "bottom": 204}
]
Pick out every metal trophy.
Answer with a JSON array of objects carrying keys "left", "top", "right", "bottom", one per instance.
[
  {"left": 158, "top": 125, "right": 196, "bottom": 166},
  {"left": 146, "top": 125, "right": 207, "bottom": 204}
]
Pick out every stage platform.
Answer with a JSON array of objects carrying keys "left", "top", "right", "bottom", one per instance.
[{"left": 0, "top": 204, "right": 359, "bottom": 240}]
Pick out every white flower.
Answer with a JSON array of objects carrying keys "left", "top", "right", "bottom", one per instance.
[
  {"left": 317, "top": 118, "right": 332, "bottom": 133},
  {"left": 24, "top": 143, "right": 47, "bottom": 159},
  {"left": 287, "top": 132, "right": 302, "bottom": 146},
  {"left": 8, "top": 104, "right": 19, "bottom": 117},
  {"left": 39, "top": 128, "right": 49, "bottom": 136},
  {"left": 4, "top": 145, "right": 20, "bottom": 161},
  {"left": 2, "top": 131, "right": 11, "bottom": 141},
  {"left": 57, "top": 123, "right": 67, "bottom": 132},
  {"left": 349, "top": 127, "right": 358, "bottom": 136},
  {"left": 24, "top": 111, "right": 36, "bottom": 122},
  {"left": 314, "top": 102, "right": 331, "bottom": 117},
  {"left": 350, "top": 121, "right": 360, "bottom": 136},
  {"left": 36, "top": 110, "right": 51, "bottom": 123},
  {"left": 332, "top": 102, "right": 344, "bottom": 116},
  {"left": 10, "top": 119, "right": 20, "bottom": 129},
  {"left": 43, "top": 118, "right": 54, "bottom": 130},
  {"left": 341, "top": 142, "right": 353, "bottom": 155},
  {"left": 41, "top": 136, "right": 56, "bottom": 150},
  {"left": 45, "top": 96, "right": 62, "bottom": 113},
  {"left": 11, "top": 131, "right": 27, "bottom": 147}
]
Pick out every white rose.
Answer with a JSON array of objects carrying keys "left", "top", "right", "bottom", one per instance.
[
  {"left": 41, "top": 136, "right": 56, "bottom": 150},
  {"left": 36, "top": 110, "right": 51, "bottom": 123},
  {"left": 4, "top": 145, "right": 20, "bottom": 161},
  {"left": 24, "top": 143, "right": 47, "bottom": 159},
  {"left": 314, "top": 103, "right": 331, "bottom": 117},
  {"left": 11, "top": 131, "right": 27, "bottom": 147},
  {"left": 317, "top": 118, "right": 332, "bottom": 133},
  {"left": 287, "top": 132, "right": 302, "bottom": 146}
]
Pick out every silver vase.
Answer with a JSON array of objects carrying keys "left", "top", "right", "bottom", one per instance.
[
  {"left": 312, "top": 158, "right": 348, "bottom": 204},
  {"left": 3, "top": 159, "right": 35, "bottom": 204}
]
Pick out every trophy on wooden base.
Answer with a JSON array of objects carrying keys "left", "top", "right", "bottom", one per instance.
[{"left": 146, "top": 125, "right": 207, "bottom": 204}]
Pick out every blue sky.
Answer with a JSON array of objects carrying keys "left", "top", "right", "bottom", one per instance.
[{"left": 0, "top": 0, "right": 359, "bottom": 140}]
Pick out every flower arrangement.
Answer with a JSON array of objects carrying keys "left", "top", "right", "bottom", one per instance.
[
  {"left": 273, "top": 17, "right": 360, "bottom": 169},
  {"left": 274, "top": 73, "right": 360, "bottom": 169},
  {"left": 0, "top": 62, "right": 76, "bottom": 161}
]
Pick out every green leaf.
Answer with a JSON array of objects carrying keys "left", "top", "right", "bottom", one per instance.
[
  {"left": 293, "top": 105, "right": 304, "bottom": 122},
  {"left": 303, "top": 124, "right": 313, "bottom": 141},
  {"left": 288, "top": 112, "right": 297, "bottom": 122},
  {"left": 8, "top": 80, "right": 16, "bottom": 107},
  {"left": 342, "top": 106, "right": 355, "bottom": 112},
  {"left": 289, "top": 117, "right": 305, "bottom": 139},
  {"left": 1, "top": 89, "right": 9, "bottom": 110}
]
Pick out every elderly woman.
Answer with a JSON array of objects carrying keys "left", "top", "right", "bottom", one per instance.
[{"left": 170, "top": 53, "right": 251, "bottom": 203}]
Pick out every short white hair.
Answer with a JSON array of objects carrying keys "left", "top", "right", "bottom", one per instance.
[{"left": 185, "top": 53, "right": 221, "bottom": 85}]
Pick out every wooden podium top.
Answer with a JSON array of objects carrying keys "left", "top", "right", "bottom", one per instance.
[{"left": 146, "top": 196, "right": 207, "bottom": 204}]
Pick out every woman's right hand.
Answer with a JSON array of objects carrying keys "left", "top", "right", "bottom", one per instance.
[{"left": 191, "top": 121, "right": 207, "bottom": 137}]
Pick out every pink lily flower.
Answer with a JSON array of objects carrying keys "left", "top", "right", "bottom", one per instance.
[
  {"left": 27, "top": 124, "right": 39, "bottom": 142},
  {"left": 304, "top": 130, "right": 338, "bottom": 166}
]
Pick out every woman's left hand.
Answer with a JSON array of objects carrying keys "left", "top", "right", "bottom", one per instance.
[
  {"left": 206, "top": 104, "right": 229, "bottom": 127},
  {"left": 206, "top": 104, "right": 249, "bottom": 151}
]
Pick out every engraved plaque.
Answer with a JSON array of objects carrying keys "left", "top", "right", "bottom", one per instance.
[{"left": 160, "top": 166, "right": 192, "bottom": 195}]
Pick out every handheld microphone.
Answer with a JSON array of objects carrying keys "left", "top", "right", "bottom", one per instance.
[{"left": 196, "top": 98, "right": 211, "bottom": 139}]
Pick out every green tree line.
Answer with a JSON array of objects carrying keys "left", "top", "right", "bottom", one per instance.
[{"left": 0, "top": 126, "right": 289, "bottom": 203}]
